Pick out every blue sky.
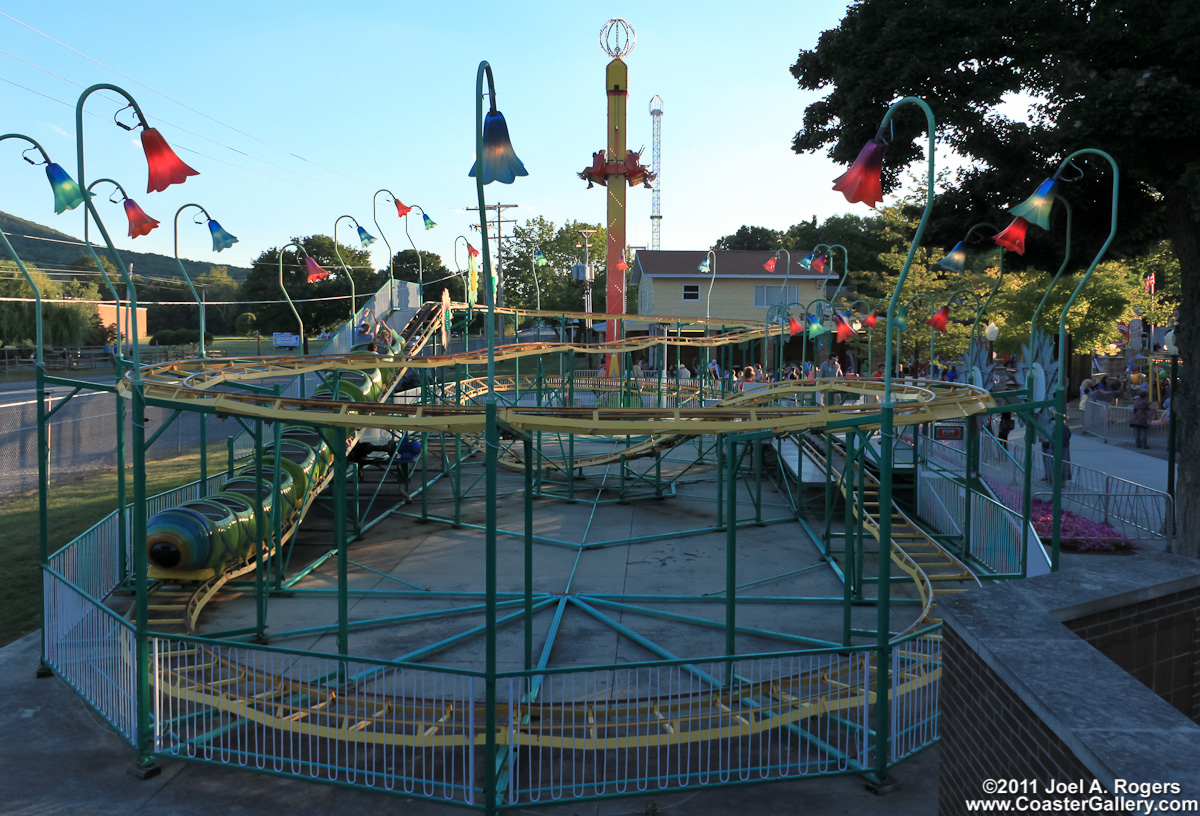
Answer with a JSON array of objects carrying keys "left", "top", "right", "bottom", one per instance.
[{"left": 0, "top": 1, "right": 862, "bottom": 279}]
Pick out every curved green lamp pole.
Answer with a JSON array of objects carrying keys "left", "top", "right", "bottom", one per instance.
[
  {"left": 846, "top": 298, "right": 875, "bottom": 373},
  {"left": 332, "top": 215, "right": 364, "bottom": 324},
  {"left": 939, "top": 288, "right": 984, "bottom": 371},
  {"left": 372, "top": 189, "right": 399, "bottom": 306},
  {"left": 277, "top": 242, "right": 311, "bottom": 355},
  {"left": 771, "top": 248, "right": 792, "bottom": 373},
  {"left": 800, "top": 297, "right": 833, "bottom": 370},
  {"left": 172, "top": 203, "right": 226, "bottom": 359},
  {"left": 852, "top": 97, "right": 938, "bottom": 787},
  {"left": 703, "top": 249, "right": 717, "bottom": 379},
  {"left": 1048, "top": 150, "right": 1119, "bottom": 571},
  {"left": 1028, "top": 199, "right": 1074, "bottom": 355},
  {"left": 404, "top": 204, "right": 433, "bottom": 305},
  {"left": 901, "top": 292, "right": 935, "bottom": 375},
  {"left": 80, "top": 179, "right": 135, "bottom": 372},
  {"left": 944, "top": 222, "right": 1005, "bottom": 349},
  {"left": 76, "top": 81, "right": 187, "bottom": 774},
  {"left": 818, "top": 243, "right": 853, "bottom": 306},
  {"left": 1, "top": 132, "right": 61, "bottom": 677}
]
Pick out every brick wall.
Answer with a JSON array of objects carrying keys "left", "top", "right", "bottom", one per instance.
[
  {"left": 1063, "top": 587, "right": 1200, "bottom": 723},
  {"left": 938, "top": 627, "right": 1111, "bottom": 816}
]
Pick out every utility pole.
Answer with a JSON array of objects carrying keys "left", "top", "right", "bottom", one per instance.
[{"left": 466, "top": 203, "right": 518, "bottom": 307}]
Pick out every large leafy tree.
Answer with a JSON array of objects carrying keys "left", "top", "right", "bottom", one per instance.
[
  {"left": 239, "top": 235, "right": 382, "bottom": 336},
  {"left": 791, "top": 0, "right": 1200, "bottom": 556},
  {"left": 506, "top": 218, "right": 607, "bottom": 316},
  {"left": 711, "top": 225, "right": 782, "bottom": 251},
  {"left": 386, "top": 249, "right": 458, "bottom": 304}
]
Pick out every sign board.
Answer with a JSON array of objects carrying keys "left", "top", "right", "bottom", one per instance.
[
  {"left": 272, "top": 332, "right": 300, "bottom": 349},
  {"left": 933, "top": 425, "right": 964, "bottom": 441}
]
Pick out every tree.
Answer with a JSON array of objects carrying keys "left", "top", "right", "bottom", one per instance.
[
  {"left": 239, "top": 235, "right": 382, "bottom": 336},
  {"left": 790, "top": 0, "right": 1200, "bottom": 556},
  {"left": 711, "top": 225, "right": 782, "bottom": 251},
  {"left": 235, "top": 312, "right": 257, "bottom": 337},
  {"left": 386, "top": 249, "right": 457, "bottom": 304},
  {"left": 506, "top": 218, "right": 607, "bottom": 317}
]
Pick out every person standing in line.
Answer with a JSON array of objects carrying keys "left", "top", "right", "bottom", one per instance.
[{"left": 1129, "top": 387, "right": 1151, "bottom": 449}]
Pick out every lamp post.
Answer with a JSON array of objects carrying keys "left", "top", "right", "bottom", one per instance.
[
  {"left": 174, "top": 204, "right": 238, "bottom": 359},
  {"left": 75, "top": 82, "right": 199, "bottom": 776},
  {"left": 334, "top": 215, "right": 375, "bottom": 324},
  {"left": 373, "top": 189, "right": 405, "bottom": 307},
  {"left": 846, "top": 298, "right": 876, "bottom": 373},
  {"left": 900, "top": 293, "right": 934, "bottom": 375},
  {"left": 831, "top": 96, "right": 938, "bottom": 788},
  {"left": 277, "top": 242, "right": 322, "bottom": 355},
  {"left": 0, "top": 132, "right": 85, "bottom": 677},
  {"left": 470, "top": 60, "right": 527, "bottom": 811},
  {"left": 531, "top": 247, "right": 547, "bottom": 313},
  {"left": 769, "top": 248, "right": 792, "bottom": 373},
  {"left": 403, "top": 204, "right": 436, "bottom": 304}
]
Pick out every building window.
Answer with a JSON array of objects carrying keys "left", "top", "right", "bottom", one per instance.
[
  {"left": 754, "top": 285, "right": 801, "bottom": 308},
  {"left": 682, "top": 284, "right": 700, "bottom": 301}
]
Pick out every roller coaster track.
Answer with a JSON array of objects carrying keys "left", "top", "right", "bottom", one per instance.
[{"left": 124, "top": 301, "right": 984, "bottom": 750}]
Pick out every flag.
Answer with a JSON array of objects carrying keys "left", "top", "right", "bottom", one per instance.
[
  {"left": 1145, "top": 273, "right": 1155, "bottom": 294},
  {"left": 763, "top": 258, "right": 776, "bottom": 273}
]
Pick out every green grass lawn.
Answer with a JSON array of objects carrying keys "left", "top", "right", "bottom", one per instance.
[{"left": 2, "top": 444, "right": 228, "bottom": 647}]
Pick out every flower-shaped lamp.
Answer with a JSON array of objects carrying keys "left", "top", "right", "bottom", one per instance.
[
  {"left": 833, "top": 313, "right": 857, "bottom": 342},
  {"left": 993, "top": 217, "right": 1030, "bottom": 255},
  {"left": 356, "top": 225, "right": 377, "bottom": 247},
  {"left": 799, "top": 252, "right": 815, "bottom": 270},
  {"left": 535, "top": 250, "right": 547, "bottom": 267},
  {"left": 832, "top": 136, "right": 886, "bottom": 208},
  {"left": 422, "top": 213, "right": 437, "bottom": 230},
  {"left": 123, "top": 198, "right": 159, "bottom": 238},
  {"left": 698, "top": 258, "right": 710, "bottom": 274},
  {"left": 1009, "top": 178, "right": 1058, "bottom": 231},
  {"left": 394, "top": 199, "right": 412, "bottom": 217},
  {"left": 810, "top": 253, "right": 829, "bottom": 274},
  {"left": 763, "top": 257, "right": 776, "bottom": 273},
  {"left": 937, "top": 241, "right": 968, "bottom": 275},
  {"left": 865, "top": 310, "right": 879, "bottom": 329},
  {"left": 807, "top": 316, "right": 827, "bottom": 339},
  {"left": 926, "top": 304, "right": 950, "bottom": 333},
  {"left": 985, "top": 322, "right": 1000, "bottom": 342},
  {"left": 305, "top": 257, "right": 331, "bottom": 283},
  {"left": 141, "top": 128, "right": 199, "bottom": 193},
  {"left": 892, "top": 308, "right": 909, "bottom": 332},
  {"left": 788, "top": 316, "right": 803, "bottom": 338},
  {"left": 467, "top": 243, "right": 480, "bottom": 258},
  {"left": 468, "top": 109, "right": 529, "bottom": 185},
  {"left": 616, "top": 255, "right": 629, "bottom": 272},
  {"left": 207, "top": 219, "right": 238, "bottom": 252},
  {"left": 45, "top": 163, "right": 88, "bottom": 214}
]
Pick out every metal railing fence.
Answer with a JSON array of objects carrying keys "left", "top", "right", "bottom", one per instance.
[{"left": 1082, "top": 400, "right": 1168, "bottom": 445}]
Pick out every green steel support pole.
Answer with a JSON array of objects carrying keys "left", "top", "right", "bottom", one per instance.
[
  {"left": 253, "top": 423, "right": 266, "bottom": 641},
  {"left": 1168, "top": 354, "right": 1178, "bottom": 516},
  {"left": 823, "top": 434, "right": 834, "bottom": 553},
  {"left": 716, "top": 431, "right": 725, "bottom": 528},
  {"left": 524, "top": 437, "right": 534, "bottom": 674},
  {"left": 335, "top": 427, "right": 349, "bottom": 660},
  {"left": 420, "top": 431, "right": 429, "bottom": 521},
  {"left": 856, "top": 435, "right": 867, "bottom": 601},
  {"left": 844, "top": 431, "right": 855, "bottom": 563},
  {"left": 277, "top": 242, "right": 308, "bottom": 356},
  {"left": 964, "top": 415, "right": 978, "bottom": 558},
  {"left": 871, "top": 96, "right": 938, "bottom": 784},
  {"left": 754, "top": 438, "right": 763, "bottom": 524},
  {"left": 1051, "top": 150, "right": 1120, "bottom": 572},
  {"left": 115, "top": 393, "right": 127, "bottom": 582},
  {"left": 725, "top": 434, "right": 737, "bottom": 675}
]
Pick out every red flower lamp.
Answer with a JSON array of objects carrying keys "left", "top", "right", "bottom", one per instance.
[
  {"left": 833, "top": 313, "right": 857, "bottom": 342},
  {"left": 394, "top": 199, "right": 412, "bottom": 217},
  {"left": 865, "top": 310, "right": 879, "bottom": 329},
  {"left": 926, "top": 304, "right": 950, "bottom": 333},
  {"left": 140, "top": 128, "right": 199, "bottom": 193},
  {"left": 763, "top": 257, "right": 776, "bottom": 273},
  {"left": 616, "top": 255, "right": 629, "bottom": 272},
  {"left": 305, "top": 257, "right": 331, "bottom": 283},
  {"left": 993, "top": 217, "right": 1030, "bottom": 255},
  {"left": 810, "top": 253, "right": 829, "bottom": 274},
  {"left": 832, "top": 135, "right": 886, "bottom": 208},
  {"left": 123, "top": 198, "right": 159, "bottom": 238},
  {"left": 788, "top": 316, "right": 803, "bottom": 338}
]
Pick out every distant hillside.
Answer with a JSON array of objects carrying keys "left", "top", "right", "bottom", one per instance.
[{"left": 0, "top": 210, "right": 250, "bottom": 282}]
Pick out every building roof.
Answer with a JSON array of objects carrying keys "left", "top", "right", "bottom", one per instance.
[{"left": 630, "top": 250, "right": 830, "bottom": 285}]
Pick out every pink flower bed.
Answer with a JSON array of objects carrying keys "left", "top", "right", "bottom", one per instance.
[{"left": 987, "top": 482, "right": 1136, "bottom": 553}]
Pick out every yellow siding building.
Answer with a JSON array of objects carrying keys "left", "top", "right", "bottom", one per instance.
[{"left": 631, "top": 250, "right": 832, "bottom": 324}]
